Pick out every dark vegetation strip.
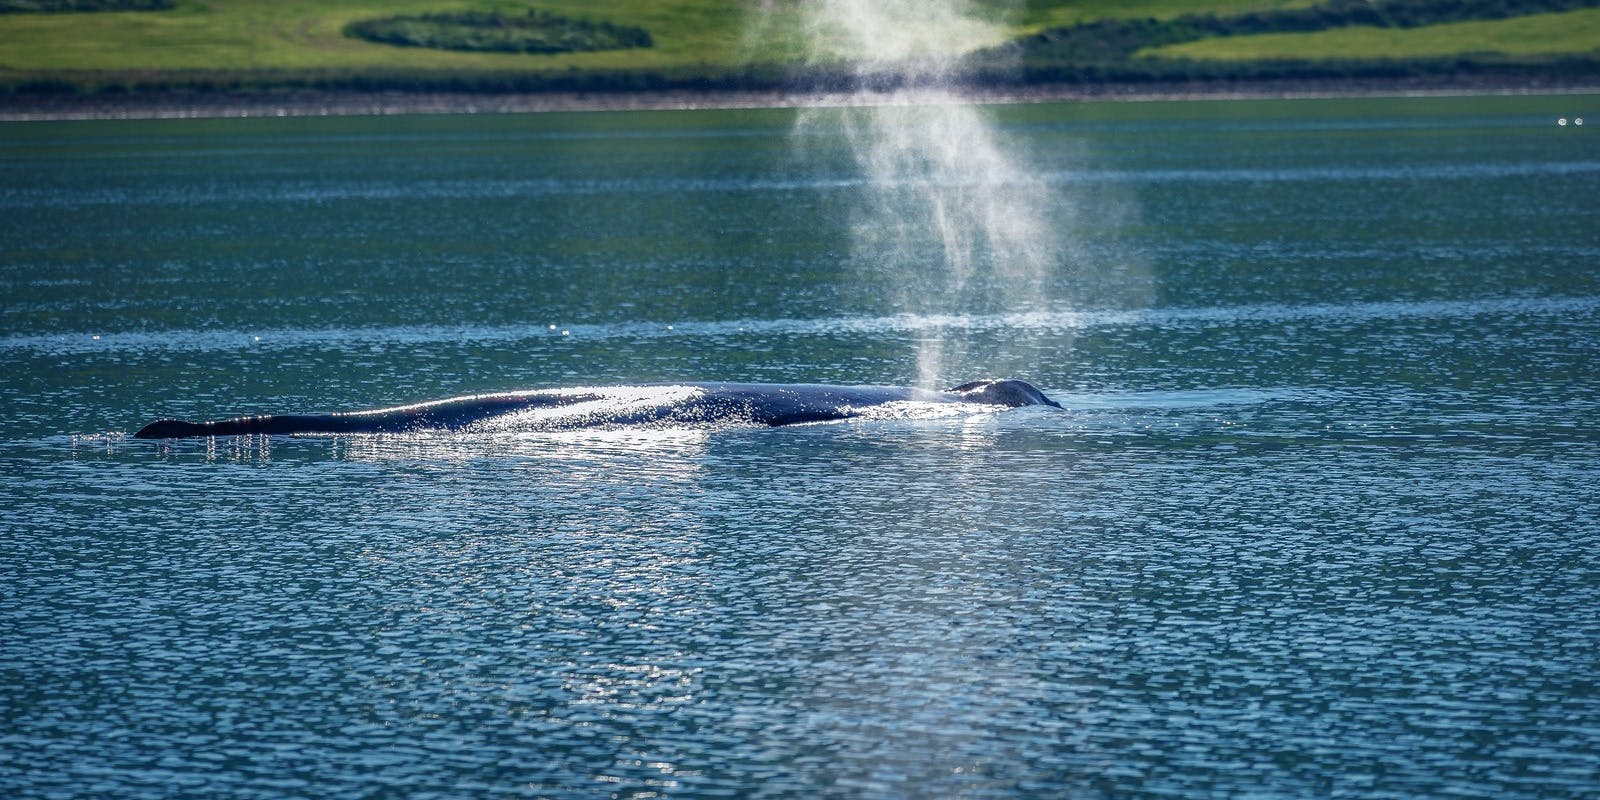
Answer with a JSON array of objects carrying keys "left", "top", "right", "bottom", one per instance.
[
  {"left": 980, "top": 55, "right": 1600, "bottom": 90},
  {"left": 343, "top": 10, "right": 652, "bottom": 55},
  {"left": 6, "top": 57, "right": 1596, "bottom": 97},
  {"left": 6, "top": 55, "right": 1597, "bottom": 97},
  {"left": 1184, "top": 0, "right": 1598, "bottom": 35},
  {"left": 0, "top": 0, "right": 172, "bottom": 11}
]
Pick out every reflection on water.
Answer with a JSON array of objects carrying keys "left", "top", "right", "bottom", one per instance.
[
  {"left": 124, "top": 425, "right": 719, "bottom": 471},
  {"left": 18, "top": 396, "right": 1597, "bottom": 797}
]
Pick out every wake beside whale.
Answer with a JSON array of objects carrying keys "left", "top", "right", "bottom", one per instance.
[{"left": 133, "top": 379, "right": 1061, "bottom": 439}]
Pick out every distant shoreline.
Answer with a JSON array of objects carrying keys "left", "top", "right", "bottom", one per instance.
[{"left": 4, "top": 76, "right": 1598, "bottom": 122}]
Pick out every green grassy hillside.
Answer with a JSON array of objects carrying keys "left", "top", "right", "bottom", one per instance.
[
  {"left": 0, "top": 0, "right": 1320, "bottom": 72},
  {"left": 0, "top": 0, "right": 1594, "bottom": 95},
  {"left": 1011, "top": 0, "right": 1318, "bottom": 30},
  {"left": 0, "top": 0, "right": 754, "bottom": 73},
  {"left": 1144, "top": 7, "right": 1600, "bottom": 60}
]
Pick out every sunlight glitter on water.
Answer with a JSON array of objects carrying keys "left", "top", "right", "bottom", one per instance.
[{"left": 5, "top": 95, "right": 1600, "bottom": 798}]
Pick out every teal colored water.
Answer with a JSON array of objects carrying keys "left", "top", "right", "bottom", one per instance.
[{"left": 2, "top": 95, "right": 1598, "bottom": 798}]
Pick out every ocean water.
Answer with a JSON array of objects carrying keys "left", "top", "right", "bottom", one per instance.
[{"left": 2, "top": 94, "right": 1598, "bottom": 798}]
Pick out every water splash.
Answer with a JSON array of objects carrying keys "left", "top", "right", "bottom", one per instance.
[{"left": 774, "top": 0, "right": 1065, "bottom": 387}]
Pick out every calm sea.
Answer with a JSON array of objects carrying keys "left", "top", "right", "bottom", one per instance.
[{"left": 3, "top": 94, "right": 1598, "bottom": 798}]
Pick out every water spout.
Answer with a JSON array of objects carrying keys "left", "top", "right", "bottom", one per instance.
[{"left": 767, "top": 0, "right": 1064, "bottom": 387}]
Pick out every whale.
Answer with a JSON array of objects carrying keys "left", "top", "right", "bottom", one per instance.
[{"left": 133, "top": 379, "right": 1061, "bottom": 439}]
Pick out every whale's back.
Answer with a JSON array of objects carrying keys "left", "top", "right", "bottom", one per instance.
[
  {"left": 132, "top": 379, "right": 1060, "bottom": 438},
  {"left": 945, "top": 379, "right": 1062, "bottom": 409}
]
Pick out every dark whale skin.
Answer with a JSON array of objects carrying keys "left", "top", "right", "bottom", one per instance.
[{"left": 133, "top": 379, "right": 1061, "bottom": 439}]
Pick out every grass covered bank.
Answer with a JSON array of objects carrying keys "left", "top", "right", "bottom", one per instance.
[
  {"left": 1146, "top": 7, "right": 1600, "bottom": 60},
  {"left": 1, "top": 0, "right": 1596, "bottom": 105}
]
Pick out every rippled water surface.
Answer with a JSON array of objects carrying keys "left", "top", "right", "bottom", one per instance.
[{"left": 3, "top": 95, "right": 1599, "bottom": 798}]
